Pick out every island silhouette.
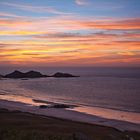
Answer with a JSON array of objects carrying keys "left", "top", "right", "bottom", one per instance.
[{"left": 1, "top": 70, "right": 79, "bottom": 78}]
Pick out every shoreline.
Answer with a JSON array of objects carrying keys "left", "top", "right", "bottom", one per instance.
[
  {"left": 0, "top": 93, "right": 140, "bottom": 126},
  {"left": 0, "top": 99, "right": 140, "bottom": 132}
]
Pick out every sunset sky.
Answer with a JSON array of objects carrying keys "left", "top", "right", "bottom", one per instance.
[{"left": 0, "top": 0, "right": 140, "bottom": 67}]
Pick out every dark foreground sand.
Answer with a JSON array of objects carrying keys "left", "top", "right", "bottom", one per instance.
[{"left": 0, "top": 108, "right": 140, "bottom": 140}]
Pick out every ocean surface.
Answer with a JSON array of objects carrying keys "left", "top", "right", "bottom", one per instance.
[{"left": 0, "top": 67, "right": 140, "bottom": 123}]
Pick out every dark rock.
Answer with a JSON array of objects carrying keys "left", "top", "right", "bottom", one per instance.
[
  {"left": 24, "top": 71, "right": 46, "bottom": 78},
  {"left": 4, "top": 70, "right": 48, "bottom": 78},
  {"left": 4, "top": 71, "right": 80, "bottom": 79},
  {"left": 52, "top": 72, "right": 79, "bottom": 78},
  {"left": 39, "top": 104, "right": 72, "bottom": 109},
  {"left": 0, "top": 74, "right": 4, "bottom": 78},
  {"left": 21, "top": 78, "right": 28, "bottom": 80},
  {"left": 52, "top": 104, "right": 70, "bottom": 108},
  {"left": 39, "top": 105, "right": 48, "bottom": 109},
  {"left": 5, "top": 70, "right": 25, "bottom": 78}
]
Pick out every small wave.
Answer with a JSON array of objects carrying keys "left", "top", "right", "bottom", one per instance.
[{"left": 0, "top": 89, "right": 12, "bottom": 94}]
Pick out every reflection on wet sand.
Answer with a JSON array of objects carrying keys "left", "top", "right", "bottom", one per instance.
[{"left": 71, "top": 106, "right": 140, "bottom": 124}]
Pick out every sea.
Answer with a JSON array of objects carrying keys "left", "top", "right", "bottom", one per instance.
[{"left": 0, "top": 67, "right": 140, "bottom": 124}]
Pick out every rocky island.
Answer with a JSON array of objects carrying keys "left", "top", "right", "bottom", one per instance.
[
  {"left": 0, "top": 74, "right": 4, "bottom": 79},
  {"left": 52, "top": 72, "right": 79, "bottom": 78},
  {"left": 2, "top": 70, "right": 79, "bottom": 79},
  {"left": 4, "top": 70, "right": 48, "bottom": 78}
]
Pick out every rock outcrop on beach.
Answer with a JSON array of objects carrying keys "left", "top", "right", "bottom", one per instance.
[
  {"left": 4, "top": 70, "right": 48, "bottom": 78},
  {"left": 52, "top": 72, "right": 79, "bottom": 78},
  {"left": 39, "top": 104, "right": 73, "bottom": 109}
]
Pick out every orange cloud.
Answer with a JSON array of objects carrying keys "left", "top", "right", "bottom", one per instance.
[
  {"left": 79, "top": 18, "right": 140, "bottom": 30},
  {"left": 0, "top": 14, "right": 139, "bottom": 66},
  {"left": 0, "top": 18, "right": 31, "bottom": 27},
  {"left": 0, "top": 17, "right": 139, "bottom": 34},
  {"left": 0, "top": 30, "right": 46, "bottom": 35},
  {"left": 0, "top": 40, "right": 139, "bottom": 66}
]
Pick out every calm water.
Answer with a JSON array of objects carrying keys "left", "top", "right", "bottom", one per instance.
[{"left": 0, "top": 67, "right": 140, "bottom": 123}]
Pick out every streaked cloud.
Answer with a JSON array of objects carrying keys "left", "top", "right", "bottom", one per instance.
[
  {"left": 1, "top": 2, "right": 71, "bottom": 15},
  {"left": 75, "top": 0, "right": 89, "bottom": 6},
  {"left": 0, "top": 16, "right": 139, "bottom": 34},
  {"left": 0, "top": 0, "right": 139, "bottom": 67},
  {"left": 0, "top": 12, "right": 23, "bottom": 18}
]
